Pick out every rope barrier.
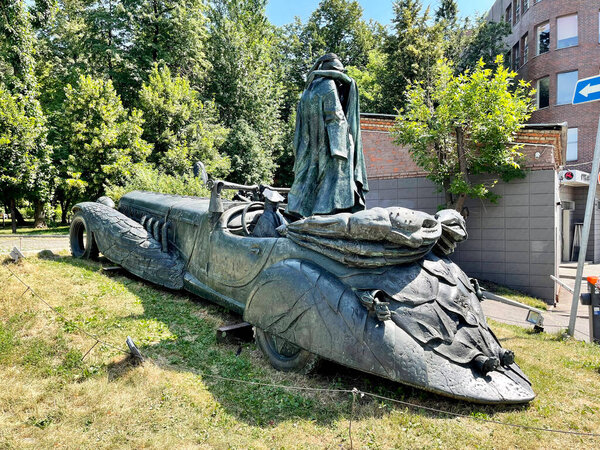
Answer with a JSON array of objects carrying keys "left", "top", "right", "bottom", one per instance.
[
  {"left": 3, "top": 265, "right": 599, "bottom": 439},
  {"left": 4, "top": 265, "right": 131, "bottom": 356},
  {"left": 192, "top": 371, "right": 600, "bottom": 437}
]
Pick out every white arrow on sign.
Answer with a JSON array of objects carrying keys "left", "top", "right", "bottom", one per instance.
[{"left": 579, "top": 83, "right": 600, "bottom": 98}]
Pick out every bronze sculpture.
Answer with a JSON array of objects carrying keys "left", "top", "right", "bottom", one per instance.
[
  {"left": 67, "top": 53, "right": 535, "bottom": 404},
  {"left": 286, "top": 53, "right": 368, "bottom": 218}
]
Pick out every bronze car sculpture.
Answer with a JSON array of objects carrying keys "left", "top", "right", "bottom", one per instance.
[{"left": 69, "top": 180, "right": 535, "bottom": 404}]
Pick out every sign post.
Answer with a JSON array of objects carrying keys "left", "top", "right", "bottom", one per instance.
[{"left": 568, "top": 75, "right": 600, "bottom": 337}]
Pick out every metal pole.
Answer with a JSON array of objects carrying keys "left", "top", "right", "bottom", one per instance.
[{"left": 568, "top": 117, "right": 600, "bottom": 336}]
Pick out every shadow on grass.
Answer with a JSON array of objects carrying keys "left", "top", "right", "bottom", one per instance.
[{"left": 49, "top": 255, "right": 531, "bottom": 427}]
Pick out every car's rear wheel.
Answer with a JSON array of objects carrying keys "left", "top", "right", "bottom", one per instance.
[
  {"left": 70, "top": 212, "right": 99, "bottom": 259},
  {"left": 254, "top": 328, "right": 320, "bottom": 374}
]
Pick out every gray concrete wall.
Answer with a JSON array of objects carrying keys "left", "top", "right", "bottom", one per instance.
[{"left": 365, "top": 170, "right": 558, "bottom": 303}]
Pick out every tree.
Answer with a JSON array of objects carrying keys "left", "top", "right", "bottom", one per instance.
[
  {"left": 393, "top": 57, "right": 535, "bottom": 212},
  {"left": 378, "top": 0, "right": 444, "bottom": 114},
  {"left": 0, "top": 0, "right": 53, "bottom": 229},
  {"left": 435, "top": 0, "right": 458, "bottom": 25},
  {"left": 0, "top": 85, "right": 49, "bottom": 232},
  {"left": 53, "top": 75, "right": 151, "bottom": 216},
  {"left": 206, "top": 0, "right": 284, "bottom": 184},
  {"left": 220, "top": 119, "right": 276, "bottom": 185},
  {"left": 435, "top": 0, "right": 471, "bottom": 67},
  {"left": 459, "top": 19, "right": 511, "bottom": 72},
  {"left": 277, "top": 0, "right": 379, "bottom": 119},
  {"left": 121, "top": 0, "right": 210, "bottom": 96},
  {"left": 302, "top": 0, "right": 376, "bottom": 69},
  {"left": 138, "top": 65, "right": 230, "bottom": 176},
  {"left": 346, "top": 49, "right": 386, "bottom": 113}
]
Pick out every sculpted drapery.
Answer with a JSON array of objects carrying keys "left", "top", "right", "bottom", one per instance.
[{"left": 286, "top": 54, "right": 369, "bottom": 218}]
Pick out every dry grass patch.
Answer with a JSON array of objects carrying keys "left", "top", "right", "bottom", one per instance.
[{"left": 0, "top": 255, "right": 599, "bottom": 448}]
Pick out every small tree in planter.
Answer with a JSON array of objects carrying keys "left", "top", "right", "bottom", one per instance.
[{"left": 393, "top": 56, "right": 535, "bottom": 212}]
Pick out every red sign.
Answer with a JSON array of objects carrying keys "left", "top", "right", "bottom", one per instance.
[{"left": 565, "top": 171, "right": 574, "bottom": 180}]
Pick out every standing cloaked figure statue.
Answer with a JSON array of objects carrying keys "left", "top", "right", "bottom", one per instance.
[{"left": 287, "top": 53, "right": 369, "bottom": 218}]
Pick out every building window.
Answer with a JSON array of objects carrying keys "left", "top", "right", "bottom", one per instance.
[
  {"left": 537, "top": 77, "right": 549, "bottom": 108},
  {"left": 513, "top": 0, "right": 520, "bottom": 25},
  {"left": 537, "top": 22, "right": 550, "bottom": 55},
  {"left": 557, "top": 70, "right": 578, "bottom": 105},
  {"left": 505, "top": 51, "right": 511, "bottom": 70},
  {"left": 522, "top": 33, "right": 529, "bottom": 65},
  {"left": 566, "top": 128, "right": 578, "bottom": 161},
  {"left": 512, "top": 42, "right": 520, "bottom": 70},
  {"left": 505, "top": 5, "right": 512, "bottom": 24},
  {"left": 523, "top": 0, "right": 529, "bottom": 13},
  {"left": 557, "top": 14, "right": 578, "bottom": 49}
]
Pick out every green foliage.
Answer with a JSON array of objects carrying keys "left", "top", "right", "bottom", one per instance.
[
  {"left": 105, "top": 165, "right": 210, "bottom": 202},
  {"left": 0, "top": 84, "right": 51, "bottom": 211},
  {"left": 459, "top": 19, "right": 512, "bottom": 72},
  {"left": 277, "top": 0, "right": 378, "bottom": 119},
  {"left": 54, "top": 75, "right": 151, "bottom": 201},
  {"left": 393, "top": 58, "right": 535, "bottom": 210},
  {"left": 378, "top": 0, "right": 444, "bottom": 114},
  {"left": 434, "top": 0, "right": 458, "bottom": 24},
  {"left": 0, "top": 0, "right": 38, "bottom": 95},
  {"left": 206, "top": 0, "right": 283, "bottom": 184},
  {"left": 139, "top": 65, "right": 230, "bottom": 177},
  {"left": 346, "top": 49, "right": 386, "bottom": 113},
  {"left": 302, "top": 0, "right": 376, "bottom": 69},
  {"left": 122, "top": 0, "right": 210, "bottom": 95},
  {"left": 220, "top": 119, "right": 276, "bottom": 185}
]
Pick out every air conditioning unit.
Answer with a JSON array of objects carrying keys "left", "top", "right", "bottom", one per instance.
[
  {"left": 559, "top": 170, "right": 590, "bottom": 186},
  {"left": 561, "top": 200, "right": 575, "bottom": 211}
]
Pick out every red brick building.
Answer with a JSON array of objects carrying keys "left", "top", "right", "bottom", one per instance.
[
  {"left": 487, "top": 0, "right": 600, "bottom": 267},
  {"left": 487, "top": 0, "right": 600, "bottom": 170}
]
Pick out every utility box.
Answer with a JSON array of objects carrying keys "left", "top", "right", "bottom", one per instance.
[{"left": 580, "top": 276, "right": 600, "bottom": 343}]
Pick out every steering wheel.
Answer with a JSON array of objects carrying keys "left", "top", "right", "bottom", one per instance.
[{"left": 241, "top": 202, "right": 265, "bottom": 236}]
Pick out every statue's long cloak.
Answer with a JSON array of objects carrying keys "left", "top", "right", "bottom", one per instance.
[{"left": 286, "top": 70, "right": 369, "bottom": 218}]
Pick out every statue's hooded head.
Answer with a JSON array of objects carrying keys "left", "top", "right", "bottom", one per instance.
[{"left": 310, "top": 53, "right": 345, "bottom": 73}]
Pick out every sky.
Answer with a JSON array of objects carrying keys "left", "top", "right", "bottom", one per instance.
[{"left": 265, "top": 0, "right": 497, "bottom": 27}]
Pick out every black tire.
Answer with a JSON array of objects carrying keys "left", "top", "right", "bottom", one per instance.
[
  {"left": 254, "top": 328, "right": 320, "bottom": 374},
  {"left": 70, "top": 212, "right": 99, "bottom": 259}
]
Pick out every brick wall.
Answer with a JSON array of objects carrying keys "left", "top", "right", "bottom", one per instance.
[
  {"left": 360, "top": 115, "right": 564, "bottom": 181},
  {"left": 488, "top": 0, "right": 600, "bottom": 172}
]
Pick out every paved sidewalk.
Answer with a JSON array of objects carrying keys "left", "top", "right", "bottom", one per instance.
[
  {"left": 0, "top": 235, "right": 70, "bottom": 254},
  {"left": 482, "top": 262, "right": 597, "bottom": 342}
]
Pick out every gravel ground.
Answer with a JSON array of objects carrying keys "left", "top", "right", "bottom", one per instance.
[{"left": 0, "top": 236, "right": 70, "bottom": 253}]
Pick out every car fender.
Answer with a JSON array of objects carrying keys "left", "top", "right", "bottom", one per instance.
[{"left": 244, "top": 258, "right": 428, "bottom": 384}]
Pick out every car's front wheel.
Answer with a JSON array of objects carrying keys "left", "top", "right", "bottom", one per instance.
[
  {"left": 254, "top": 328, "right": 320, "bottom": 374},
  {"left": 70, "top": 212, "right": 99, "bottom": 259}
]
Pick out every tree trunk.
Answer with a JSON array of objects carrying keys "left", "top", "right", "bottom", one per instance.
[
  {"left": 15, "top": 207, "right": 26, "bottom": 226},
  {"left": 454, "top": 193, "right": 467, "bottom": 213},
  {"left": 10, "top": 198, "right": 17, "bottom": 234},
  {"left": 60, "top": 199, "right": 70, "bottom": 225},
  {"left": 455, "top": 127, "right": 469, "bottom": 213},
  {"left": 33, "top": 200, "right": 47, "bottom": 228}
]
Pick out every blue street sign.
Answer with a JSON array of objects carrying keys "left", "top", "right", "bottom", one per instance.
[{"left": 573, "top": 75, "right": 600, "bottom": 105}]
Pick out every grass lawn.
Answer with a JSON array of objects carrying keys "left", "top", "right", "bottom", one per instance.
[
  {"left": 480, "top": 281, "right": 549, "bottom": 310},
  {"left": 0, "top": 255, "right": 599, "bottom": 448}
]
